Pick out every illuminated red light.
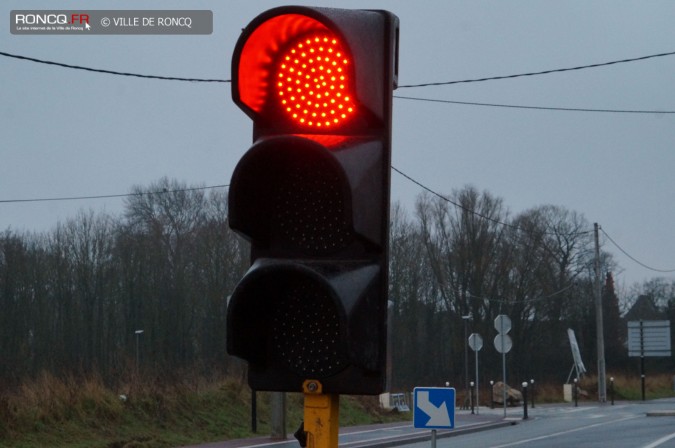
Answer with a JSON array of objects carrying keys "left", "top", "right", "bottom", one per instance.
[{"left": 275, "top": 34, "right": 356, "bottom": 128}]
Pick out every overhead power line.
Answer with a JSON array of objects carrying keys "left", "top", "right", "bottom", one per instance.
[
  {"left": 2, "top": 49, "right": 674, "bottom": 87},
  {"left": 0, "top": 184, "right": 228, "bottom": 204},
  {"left": 397, "top": 50, "right": 675, "bottom": 88},
  {"left": 394, "top": 95, "right": 675, "bottom": 115},
  {"left": 3, "top": 49, "right": 674, "bottom": 115},
  {"left": 391, "top": 165, "right": 592, "bottom": 238},
  {"left": 391, "top": 165, "right": 519, "bottom": 231},
  {"left": 0, "top": 50, "right": 229, "bottom": 83},
  {"left": 600, "top": 228, "right": 675, "bottom": 273}
]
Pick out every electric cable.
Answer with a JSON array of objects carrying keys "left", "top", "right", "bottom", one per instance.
[
  {"left": 397, "top": 50, "right": 675, "bottom": 88},
  {"left": 0, "top": 184, "right": 228, "bottom": 204},
  {"left": 3, "top": 50, "right": 674, "bottom": 114},
  {"left": 394, "top": 95, "right": 675, "bottom": 114},
  {"left": 0, "top": 50, "right": 229, "bottom": 83},
  {"left": 3, "top": 48, "right": 675, "bottom": 88},
  {"left": 391, "top": 165, "right": 592, "bottom": 238},
  {"left": 600, "top": 227, "right": 675, "bottom": 273}
]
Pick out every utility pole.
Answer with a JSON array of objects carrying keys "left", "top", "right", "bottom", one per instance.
[{"left": 594, "top": 223, "right": 607, "bottom": 402}]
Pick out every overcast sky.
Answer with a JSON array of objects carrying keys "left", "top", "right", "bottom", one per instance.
[{"left": 2, "top": 1, "right": 675, "bottom": 291}]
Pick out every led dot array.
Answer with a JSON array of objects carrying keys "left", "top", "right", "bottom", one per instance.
[{"left": 276, "top": 34, "right": 355, "bottom": 128}]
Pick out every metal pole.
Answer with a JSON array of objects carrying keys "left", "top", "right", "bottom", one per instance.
[
  {"left": 594, "top": 223, "right": 607, "bottom": 403},
  {"left": 490, "top": 381, "right": 494, "bottom": 409},
  {"left": 641, "top": 372, "right": 646, "bottom": 401},
  {"left": 530, "top": 379, "right": 535, "bottom": 408},
  {"left": 521, "top": 382, "right": 528, "bottom": 420},
  {"left": 470, "top": 381, "right": 475, "bottom": 414},
  {"left": 640, "top": 320, "right": 646, "bottom": 401},
  {"left": 475, "top": 347, "right": 480, "bottom": 414},
  {"left": 431, "top": 429, "right": 437, "bottom": 448},
  {"left": 610, "top": 377, "right": 615, "bottom": 405},
  {"left": 502, "top": 321, "right": 507, "bottom": 418},
  {"left": 574, "top": 378, "right": 578, "bottom": 407}
]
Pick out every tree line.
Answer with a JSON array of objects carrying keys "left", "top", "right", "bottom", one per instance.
[{"left": 1, "top": 178, "right": 673, "bottom": 392}]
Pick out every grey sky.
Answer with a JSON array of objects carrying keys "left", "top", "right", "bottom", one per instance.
[{"left": 2, "top": 1, "right": 675, "bottom": 290}]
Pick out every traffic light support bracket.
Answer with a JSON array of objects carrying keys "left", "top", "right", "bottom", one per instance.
[{"left": 302, "top": 380, "right": 339, "bottom": 448}]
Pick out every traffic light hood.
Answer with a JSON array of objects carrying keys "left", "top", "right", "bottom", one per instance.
[{"left": 231, "top": 6, "right": 398, "bottom": 134}]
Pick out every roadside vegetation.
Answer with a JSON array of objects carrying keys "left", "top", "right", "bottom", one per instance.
[
  {"left": 3, "top": 372, "right": 675, "bottom": 447},
  {"left": 0, "top": 373, "right": 406, "bottom": 448}
]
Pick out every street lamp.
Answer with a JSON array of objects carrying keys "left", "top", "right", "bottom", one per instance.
[
  {"left": 470, "top": 381, "right": 475, "bottom": 414},
  {"left": 135, "top": 330, "right": 144, "bottom": 374},
  {"left": 610, "top": 377, "right": 615, "bottom": 405},
  {"left": 521, "top": 382, "right": 529, "bottom": 420}
]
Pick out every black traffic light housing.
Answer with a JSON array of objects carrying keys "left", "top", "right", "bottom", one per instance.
[{"left": 226, "top": 6, "right": 398, "bottom": 395}]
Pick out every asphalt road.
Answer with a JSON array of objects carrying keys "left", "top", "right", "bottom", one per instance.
[
  {"left": 182, "top": 399, "right": 675, "bottom": 448},
  {"left": 405, "top": 399, "right": 675, "bottom": 448},
  {"left": 179, "top": 408, "right": 508, "bottom": 448}
]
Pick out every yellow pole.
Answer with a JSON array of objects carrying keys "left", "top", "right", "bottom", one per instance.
[{"left": 302, "top": 380, "right": 339, "bottom": 448}]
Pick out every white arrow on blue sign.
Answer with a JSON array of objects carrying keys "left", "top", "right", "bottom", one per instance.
[{"left": 413, "top": 387, "right": 456, "bottom": 429}]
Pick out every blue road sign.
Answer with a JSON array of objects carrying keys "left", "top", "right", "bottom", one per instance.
[{"left": 413, "top": 387, "right": 456, "bottom": 429}]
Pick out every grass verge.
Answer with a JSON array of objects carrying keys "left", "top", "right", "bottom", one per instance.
[{"left": 0, "top": 373, "right": 407, "bottom": 448}]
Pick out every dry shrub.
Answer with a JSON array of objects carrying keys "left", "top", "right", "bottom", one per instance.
[{"left": 0, "top": 371, "right": 125, "bottom": 435}]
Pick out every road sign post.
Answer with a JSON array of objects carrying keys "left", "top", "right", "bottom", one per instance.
[
  {"left": 494, "top": 315, "right": 512, "bottom": 417},
  {"left": 468, "top": 333, "right": 483, "bottom": 415},
  {"left": 628, "top": 320, "right": 672, "bottom": 401}
]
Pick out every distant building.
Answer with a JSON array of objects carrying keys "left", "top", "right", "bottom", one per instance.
[{"left": 624, "top": 295, "right": 666, "bottom": 321}]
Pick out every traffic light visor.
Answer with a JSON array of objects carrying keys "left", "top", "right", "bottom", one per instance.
[{"left": 233, "top": 12, "right": 356, "bottom": 130}]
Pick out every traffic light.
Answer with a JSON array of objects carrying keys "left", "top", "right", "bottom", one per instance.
[{"left": 226, "top": 6, "right": 398, "bottom": 395}]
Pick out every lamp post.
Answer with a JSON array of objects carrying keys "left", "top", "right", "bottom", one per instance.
[
  {"left": 610, "top": 377, "right": 615, "bottom": 405},
  {"left": 530, "top": 379, "right": 535, "bottom": 408},
  {"left": 470, "top": 381, "right": 475, "bottom": 414},
  {"left": 134, "top": 330, "right": 144, "bottom": 374},
  {"left": 521, "top": 382, "right": 529, "bottom": 420}
]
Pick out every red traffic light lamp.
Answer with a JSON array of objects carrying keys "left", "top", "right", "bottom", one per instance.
[
  {"left": 232, "top": 6, "right": 398, "bottom": 138},
  {"left": 227, "top": 6, "right": 398, "bottom": 397}
]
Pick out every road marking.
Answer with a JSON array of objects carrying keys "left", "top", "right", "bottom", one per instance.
[
  {"left": 234, "top": 419, "right": 497, "bottom": 448},
  {"left": 488, "top": 415, "right": 639, "bottom": 448},
  {"left": 348, "top": 424, "right": 412, "bottom": 435},
  {"left": 642, "top": 431, "right": 675, "bottom": 448},
  {"left": 237, "top": 440, "right": 294, "bottom": 448}
]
